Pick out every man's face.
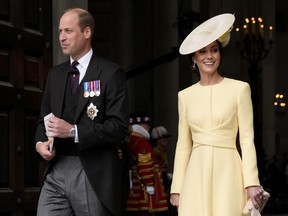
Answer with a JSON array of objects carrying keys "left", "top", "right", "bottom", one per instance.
[
  {"left": 158, "top": 137, "right": 168, "bottom": 147},
  {"left": 140, "top": 123, "right": 151, "bottom": 132},
  {"left": 58, "top": 11, "right": 89, "bottom": 60}
]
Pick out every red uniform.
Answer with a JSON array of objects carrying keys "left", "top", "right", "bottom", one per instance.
[{"left": 126, "top": 131, "right": 168, "bottom": 215}]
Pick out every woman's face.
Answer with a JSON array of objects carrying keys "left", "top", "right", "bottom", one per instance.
[{"left": 192, "top": 41, "right": 221, "bottom": 75}]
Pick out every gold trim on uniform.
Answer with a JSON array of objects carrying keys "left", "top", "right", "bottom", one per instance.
[{"left": 138, "top": 153, "right": 152, "bottom": 163}]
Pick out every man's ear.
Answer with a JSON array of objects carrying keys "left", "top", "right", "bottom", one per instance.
[{"left": 84, "top": 27, "right": 92, "bottom": 39}]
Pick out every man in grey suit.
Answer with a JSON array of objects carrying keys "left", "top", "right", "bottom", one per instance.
[{"left": 35, "top": 7, "right": 129, "bottom": 216}]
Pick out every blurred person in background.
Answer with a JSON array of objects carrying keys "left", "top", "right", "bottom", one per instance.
[
  {"left": 126, "top": 112, "right": 168, "bottom": 216},
  {"left": 151, "top": 126, "right": 173, "bottom": 216}
]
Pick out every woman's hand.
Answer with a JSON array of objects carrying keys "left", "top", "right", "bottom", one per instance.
[
  {"left": 170, "top": 193, "right": 180, "bottom": 210},
  {"left": 247, "top": 186, "right": 264, "bottom": 209}
]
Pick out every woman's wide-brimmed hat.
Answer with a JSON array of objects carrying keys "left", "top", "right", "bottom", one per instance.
[{"left": 179, "top": 13, "right": 235, "bottom": 55}]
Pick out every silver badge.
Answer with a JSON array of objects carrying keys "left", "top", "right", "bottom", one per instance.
[{"left": 87, "top": 102, "right": 98, "bottom": 120}]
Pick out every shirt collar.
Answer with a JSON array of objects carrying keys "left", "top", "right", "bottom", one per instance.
[
  {"left": 70, "top": 49, "right": 93, "bottom": 81},
  {"left": 70, "top": 48, "right": 93, "bottom": 70}
]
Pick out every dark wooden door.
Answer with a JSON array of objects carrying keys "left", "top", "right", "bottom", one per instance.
[{"left": 0, "top": 0, "right": 52, "bottom": 215}]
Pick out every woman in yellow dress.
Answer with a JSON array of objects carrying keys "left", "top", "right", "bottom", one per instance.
[{"left": 170, "top": 13, "right": 265, "bottom": 216}]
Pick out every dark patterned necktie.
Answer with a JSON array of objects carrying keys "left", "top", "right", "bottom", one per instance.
[{"left": 69, "top": 61, "right": 80, "bottom": 95}]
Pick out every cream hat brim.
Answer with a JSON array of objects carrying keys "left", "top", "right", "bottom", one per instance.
[{"left": 179, "top": 13, "right": 235, "bottom": 55}]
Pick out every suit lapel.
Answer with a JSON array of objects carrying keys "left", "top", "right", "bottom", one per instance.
[
  {"left": 54, "top": 62, "right": 70, "bottom": 117},
  {"left": 75, "top": 54, "right": 102, "bottom": 121}
]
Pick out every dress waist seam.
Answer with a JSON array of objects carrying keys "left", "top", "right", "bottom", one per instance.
[{"left": 192, "top": 142, "right": 236, "bottom": 150}]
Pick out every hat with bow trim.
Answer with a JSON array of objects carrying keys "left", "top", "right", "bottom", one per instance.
[{"left": 179, "top": 13, "right": 235, "bottom": 55}]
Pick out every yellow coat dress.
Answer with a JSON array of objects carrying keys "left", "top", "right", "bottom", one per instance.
[{"left": 170, "top": 78, "right": 260, "bottom": 216}]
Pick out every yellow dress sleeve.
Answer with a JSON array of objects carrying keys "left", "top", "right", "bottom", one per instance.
[
  {"left": 170, "top": 91, "right": 193, "bottom": 194},
  {"left": 238, "top": 83, "right": 260, "bottom": 187}
]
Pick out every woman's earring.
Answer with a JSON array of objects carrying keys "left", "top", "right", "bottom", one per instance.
[{"left": 192, "top": 62, "right": 199, "bottom": 74}]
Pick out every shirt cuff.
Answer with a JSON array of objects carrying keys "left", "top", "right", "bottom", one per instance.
[{"left": 74, "top": 125, "right": 79, "bottom": 143}]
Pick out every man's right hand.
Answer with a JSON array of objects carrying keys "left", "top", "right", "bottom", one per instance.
[{"left": 36, "top": 140, "right": 56, "bottom": 161}]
